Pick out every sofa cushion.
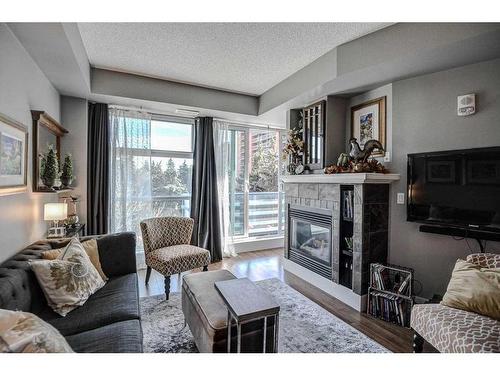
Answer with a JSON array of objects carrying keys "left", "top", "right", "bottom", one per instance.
[
  {"left": 42, "top": 239, "right": 108, "bottom": 281},
  {"left": 0, "top": 309, "right": 73, "bottom": 353},
  {"left": 30, "top": 238, "right": 106, "bottom": 317},
  {"left": 65, "top": 319, "right": 142, "bottom": 353},
  {"left": 38, "top": 273, "right": 140, "bottom": 336},
  {"left": 411, "top": 303, "right": 500, "bottom": 353}
]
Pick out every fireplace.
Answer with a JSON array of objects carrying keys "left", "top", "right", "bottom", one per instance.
[{"left": 287, "top": 205, "right": 333, "bottom": 279}]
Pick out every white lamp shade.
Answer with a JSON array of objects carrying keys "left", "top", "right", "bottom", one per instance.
[{"left": 44, "top": 203, "right": 68, "bottom": 221}]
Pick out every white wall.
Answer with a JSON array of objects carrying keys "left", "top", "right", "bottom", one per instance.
[{"left": 0, "top": 24, "right": 61, "bottom": 261}]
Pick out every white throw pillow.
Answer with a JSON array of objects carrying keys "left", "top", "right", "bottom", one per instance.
[
  {"left": 0, "top": 309, "right": 73, "bottom": 353},
  {"left": 30, "top": 238, "right": 105, "bottom": 316}
]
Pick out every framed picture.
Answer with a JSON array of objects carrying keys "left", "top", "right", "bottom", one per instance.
[
  {"left": 0, "top": 113, "right": 28, "bottom": 195},
  {"left": 351, "top": 96, "right": 386, "bottom": 157}
]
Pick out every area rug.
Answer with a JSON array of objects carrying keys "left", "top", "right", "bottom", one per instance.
[{"left": 140, "top": 278, "right": 389, "bottom": 353}]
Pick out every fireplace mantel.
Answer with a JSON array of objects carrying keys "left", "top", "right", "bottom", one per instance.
[{"left": 282, "top": 173, "right": 400, "bottom": 184}]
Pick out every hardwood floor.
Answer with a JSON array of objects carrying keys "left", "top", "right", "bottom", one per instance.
[{"left": 138, "top": 248, "right": 436, "bottom": 353}]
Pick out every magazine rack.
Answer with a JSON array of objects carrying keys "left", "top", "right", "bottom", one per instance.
[{"left": 367, "top": 263, "right": 414, "bottom": 328}]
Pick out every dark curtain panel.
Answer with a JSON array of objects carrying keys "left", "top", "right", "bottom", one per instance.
[
  {"left": 190, "top": 117, "right": 223, "bottom": 262},
  {"left": 87, "top": 102, "right": 110, "bottom": 235}
]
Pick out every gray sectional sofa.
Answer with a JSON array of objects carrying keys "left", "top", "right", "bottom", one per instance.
[{"left": 0, "top": 232, "right": 143, "bottom": 353}]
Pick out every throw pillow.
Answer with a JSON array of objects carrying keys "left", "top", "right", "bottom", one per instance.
[
  {"left": 42, "top": 239, "right": 108, "bottom": 281},
  {"left": 30, "top": 238, "right": 105, "bottom": 317},
  {"left": 441, "top": 259, "right": 500, "bottom": 320},
  {"left": 0, "top": 309, "right": 73, "bottom": 353}
]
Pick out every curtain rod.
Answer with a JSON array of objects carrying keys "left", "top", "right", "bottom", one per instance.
[
  {"left": 108, "top": 104, "right": 195, "bottom": 120},
  {"left": 108, "top": 104, "right": 285, "bottom": 131},
  {"left": 212, "top": 117, "right": 285, "bottom": 131}
]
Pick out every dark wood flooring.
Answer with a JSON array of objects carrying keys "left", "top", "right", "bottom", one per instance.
[{"left": 138, "top": 248, "right": 435, "bottom": 353}]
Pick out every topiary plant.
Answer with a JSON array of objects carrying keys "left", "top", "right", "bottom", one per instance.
[
  {"left": 60, "top": 153, "right": 74, "bottom": 188},
  {"left": 40, "top": 145, "right": 59, "bottom": 189}
]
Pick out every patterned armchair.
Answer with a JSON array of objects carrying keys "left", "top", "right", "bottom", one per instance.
[
  {"left": 140, "top": 217, "right": 211, "bottom": 299},
  {"left": 411, "top": 253, "right": 500, "bottom": 353}
]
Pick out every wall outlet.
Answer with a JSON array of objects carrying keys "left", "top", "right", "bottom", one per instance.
[
  {"left": 383, "top": 151, "right": 391, "bottom": 162},
  {"left": 397, "top": 193, "right": 405, "bottom": 205}
]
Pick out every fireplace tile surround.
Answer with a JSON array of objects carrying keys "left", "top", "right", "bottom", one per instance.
[{"left": 283, "top": 173, "right": 400, "bottom": 311}]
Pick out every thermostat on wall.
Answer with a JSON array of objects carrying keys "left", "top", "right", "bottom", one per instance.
[{"left": 457, "top": 94, "right": 476, "bottom": 116}]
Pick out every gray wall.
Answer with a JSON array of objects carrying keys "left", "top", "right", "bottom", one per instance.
[
  {"left": 61, "top": 96, "right": 88, "bottom": 225},
  {"left": 389, "top": 57, "right": 500, "bottom": 298},
  {"left": 0, "top": 24, "right": 60, "bottom": 261}
]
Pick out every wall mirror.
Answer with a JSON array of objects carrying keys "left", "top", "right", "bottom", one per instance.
[{"left": 31, "top": 110, "right": 68, "bottom": 192}]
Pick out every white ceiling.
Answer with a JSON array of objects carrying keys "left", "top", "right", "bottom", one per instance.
[{"left": 78, "top": 23, "right": 390, "bottom": 95}]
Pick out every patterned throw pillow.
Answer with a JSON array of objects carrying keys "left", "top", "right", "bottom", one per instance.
[
  {"left": 42, "top": 239, "right": 109, "bottom": 281},
  {"left": 0, "top": 309, "right": 73, "bottom": 353},
  {"left": 30, "top": 238, "right": 105, "bottom": 317}
]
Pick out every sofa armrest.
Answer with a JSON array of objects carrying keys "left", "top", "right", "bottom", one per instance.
[{"left": 82, "top": 232, "right": 137, "bottom": 278}]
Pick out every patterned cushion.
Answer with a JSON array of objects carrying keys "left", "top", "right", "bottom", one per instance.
[
  {"left": 0, "top": 309, "right": 73, "bottom": 353},
  {"left": 146, "top": 245, "right": 210, "bottom": 276},
  {"left": 29, "top": 238, "right": 105, "bottom": 317},
  {"left": 411, "top": 303, "right": 500, "bottom": 353},
  {"left": 467, "top": 253, "right": 500, "bottom": 269},
  {"left": 140, "top": 217, "right": 194, "bottom": 253}
]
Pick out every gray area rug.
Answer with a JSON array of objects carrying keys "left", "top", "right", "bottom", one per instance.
[{"left": 140, "top": 278, "right": 389, "bottom": 353}]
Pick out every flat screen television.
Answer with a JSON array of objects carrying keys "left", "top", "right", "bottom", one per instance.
[{"left": 407, "top": 147, "right": 500, "bottom": 233}]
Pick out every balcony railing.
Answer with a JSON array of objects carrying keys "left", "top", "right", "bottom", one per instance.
[{"left": 112, "top": 192, "right": 284, "bottom": 251}]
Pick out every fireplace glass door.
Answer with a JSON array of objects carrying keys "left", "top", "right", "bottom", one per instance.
[{"left": 290, "top": 217, "right": 332, "bottom": 266}]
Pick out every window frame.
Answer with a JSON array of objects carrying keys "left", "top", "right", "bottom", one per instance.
[
  {"left": 226, "top": 124, "right": 286, "bottom": 241},
  {"left": 150, "top": 114, "right": 195, "bottom": 160}
]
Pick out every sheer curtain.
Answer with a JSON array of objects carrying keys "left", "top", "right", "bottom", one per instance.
[
  {"left": 213, "top": 120, "right": 237, "bottom": 257},
  {"left": 109, "top": 108, "right": 153, "bottom": 249}
]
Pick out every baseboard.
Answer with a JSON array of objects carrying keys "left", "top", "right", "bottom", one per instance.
[
  {"left": 233, "top": 236, "right": 284, "bottom": 253},
  {"left": 283, "top": 258, "right": 366, "bottom": 312}
]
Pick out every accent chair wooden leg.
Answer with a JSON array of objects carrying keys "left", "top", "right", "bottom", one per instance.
[
  {"left": 203, "top": 265, "right": 208, "bottom": 272},
  {"left": 164, "top": 276, "right": 171, "bottom": 300},
  {"left": 413, "top": 332, "right": 424, "bottom": 353},
  {"left": 145, "top": 266, "right": 152, "bottom": 285}
]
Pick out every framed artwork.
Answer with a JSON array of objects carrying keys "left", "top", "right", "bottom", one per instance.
[
  {"left": 351, "top": 96, "right": 386, "bottom": 157},
  {"left": 0, "top": 113, "right": 28, "bottom": 195}
]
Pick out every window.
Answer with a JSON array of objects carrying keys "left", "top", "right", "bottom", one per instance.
[
  {"left": 109, "top": 110, "right": 194, "bottom": 251},
  {"left": 225, "top": 126, "right": 286, "bottom": 239},
  {"left": 150, "top": 117, "right": 194, "bottom": 217}
]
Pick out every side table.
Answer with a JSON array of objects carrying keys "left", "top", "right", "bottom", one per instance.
[{"left": 214, "top": 278, "right": 280, "bottom": 353}]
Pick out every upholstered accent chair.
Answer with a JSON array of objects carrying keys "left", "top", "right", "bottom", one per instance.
[
  {"left": 140, "top": 217, "right": 211, "bottom": 299},
  {"left": 411, "top": 253, "right": 500, "bottom": 353}
]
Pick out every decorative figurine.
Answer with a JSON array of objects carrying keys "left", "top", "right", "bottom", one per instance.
[
  {"left": 348, "top": 138, "right": 384, "bottom": 163},
  {"left": 324, "top": 137, "right": 389, "bottom": 175}
]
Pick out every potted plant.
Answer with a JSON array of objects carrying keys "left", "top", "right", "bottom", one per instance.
[
  {"left": 282, "top": 128, "right": 304, "bottom": 174},
  {"left": 40, "top": 145, "right": 59, "bottom": 190},
  {"left": 60, "top": 153, "right": 74, "bottom": 188}
]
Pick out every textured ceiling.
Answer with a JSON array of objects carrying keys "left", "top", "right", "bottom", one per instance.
[{"left": 78, "top": 23, "right": 390, "bottom": 95}]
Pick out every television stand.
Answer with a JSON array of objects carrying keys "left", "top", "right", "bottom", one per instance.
[{"left": 419, "top": 224, "right": 500, "bottom": 253}]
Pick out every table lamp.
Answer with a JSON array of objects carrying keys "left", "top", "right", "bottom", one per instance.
[{"left": 44, "top": 202, "right": 68, "bottom": 238}]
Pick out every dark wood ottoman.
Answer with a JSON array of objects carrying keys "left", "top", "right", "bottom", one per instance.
[{"left": 181, "top": 270, "right": 277, "bottom": 353}]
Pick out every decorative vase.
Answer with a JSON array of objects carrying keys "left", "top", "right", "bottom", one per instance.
[
  {"left": 41, "top": 177, "right": 55, "bottom": 190},
  {"left": 60, "top": 176, "right": 73, "bottom": 188}
]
